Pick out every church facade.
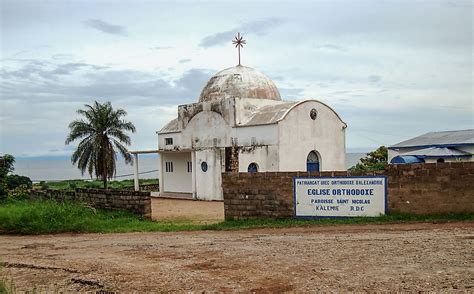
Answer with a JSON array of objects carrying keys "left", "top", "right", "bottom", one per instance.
[{"left": 156, "top": 65, "right": 347, "bottom": 200}]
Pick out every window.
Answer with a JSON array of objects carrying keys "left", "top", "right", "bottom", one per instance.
[
  {"left": 310, "top": 108, "right": 318, "bottom": 120},
  {"left": 213, "top": 138, "right": 218, "bottom": 147},
  {"left": 437, "top": 158, "right": 445, "bottom": 163},
  {"left": 247, "top": 162, "right": 259, "bottom": 173},
  {"left": 165, "top": 161, "right": 174, "bottom": 172},
  {"left": 187, "top": 161, "right": 192, "bottom": 172},
  {"left": 201, "top": 161, "right": 208, "bottom": 172},
  {"left": 165, "top": 138, "right": 173, "bottom": 145},
  {"left": 306, "top": 151, "right": 320, "bottom": 172}
]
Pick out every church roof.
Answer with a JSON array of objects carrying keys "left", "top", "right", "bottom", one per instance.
[
  {"left": 159, "top": 118, "right": 179, "bottom": 134},
  {"left": 239, "top": 102, "right": 296, "bottom": 126},
  {"left": 390, "top": 129, "right": 474, "bottom": 149},
  {"left": 198, "top": 65, "right": 281, "bottom": 102}
]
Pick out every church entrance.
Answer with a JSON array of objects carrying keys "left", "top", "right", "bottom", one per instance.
[{"left": 306, "top": 151, "right": 320, "bottom": 172}]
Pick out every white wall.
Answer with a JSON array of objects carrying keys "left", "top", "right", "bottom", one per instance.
[
  {"left": 278, "top": 101, "right": 346, "bottom": 171},
  {"left": 180, "top": 111, "right": 233, "bottom": 149},
  {"left": 161, "top": 152, "right": 192, "bottom": 193},
  {"left": 195, "top": 149, "right": 223, "bottom": 200},
  {"left": 235, "top": 124, "right": 278, "bottom": 146},
  {"left": 238, "top": 145, "right": 279, "bottom": 172},
  {"left": 158, "top": 132, "right": 181, "bottom": 151}
]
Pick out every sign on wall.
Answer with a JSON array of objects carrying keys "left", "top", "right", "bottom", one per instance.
[{"left": 294, "top": 176, "right": 387, "bottom": 217}]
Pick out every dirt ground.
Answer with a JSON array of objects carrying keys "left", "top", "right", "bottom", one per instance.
[
  {"left": 151, "top": 198, "right": 224, "bottom": 224},
  {"left": 0, "top": 222, "right": 473, "bottom": 292}
]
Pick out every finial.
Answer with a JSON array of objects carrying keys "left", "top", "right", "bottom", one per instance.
[{"left": 232, "top": 32, "right": 246, "bottom": 66}]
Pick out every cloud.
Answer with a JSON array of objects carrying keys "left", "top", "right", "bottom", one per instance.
[
  {"left": 0, "top": 60, "right": 216, "bottom": 156},
  {"left": 179, "top": 58, "right": 191, "bottom": 64},
  {"left": 150, "top": 46, "right": 172, "bottom": 50},
  {"left": 83, "top": 19, "right": 127, "bottom": 36},
  {"left": 199, "top": 18, "right": 284, "bottom": 47},
  {"left": 315, "top": 44, "right": 346, "bottom": 52},
  {"left": 0, "top": 58, "right": 213, "bottom": 106},
  {"left": 0, "top": 60, "right": 107, "bottom": 81},
  {"left": 278, "top": 87, "right": 305, "bottom": 100},
  {"left": 51, "top": 54, "right": 73, "bottom": 60},
  {"left": 368, "top": 75, "right": 382, "bottom": 83},
  {"left": 49, "top": 63, "right": 107, "bottom": 75}
]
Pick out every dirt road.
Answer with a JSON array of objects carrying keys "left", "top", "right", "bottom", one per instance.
[
  {"left": 151, "top": 198, "right": 224, "bottom": 224},
  {"left": 1, "top": 222, "right": 473, "bottom": 292}
]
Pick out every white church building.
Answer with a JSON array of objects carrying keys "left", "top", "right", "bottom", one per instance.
[
  {"left": 132, "top": 34, "right": 347, "bottom": 200},
  {"left": 151, "top": 64, "right": 347, "bottom": 201}
]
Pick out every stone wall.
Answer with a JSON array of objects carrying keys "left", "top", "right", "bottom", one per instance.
[
  {"left": 222, "top": 162, "right": 474, "bottom": 220},
  {"left": 30, "top": 188, "right": 152, "bottom": 219}
]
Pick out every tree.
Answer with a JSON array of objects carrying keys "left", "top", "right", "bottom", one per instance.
[
  {"left": 349, "top": 146, "right": 388, "bottom": 172},
  {"left": 65, "top": 101, "right": 136, "bottom": 189},
  {"left": 0, "top": 154, "right": 15, "bottom": 175},
  {"left": 0, "top": 154, "right": 16, "bottom": 201}
]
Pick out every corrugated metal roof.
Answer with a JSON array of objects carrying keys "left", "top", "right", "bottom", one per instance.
[
  {"left": 158, "top": 118, "right": 179, "bottom": 134},
  {"left": 390, "top": 129, "right": 474, "bottom": 148},
  {"left": 401, "top": 147, "right": 472, "bottom": 157},
  {"left": 239, "top": 102, "right": 296, "bottom": 126}
]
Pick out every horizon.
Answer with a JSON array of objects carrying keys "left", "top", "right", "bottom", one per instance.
[
  {"left": 13, "top": 149, "right": 369, "bottom": 160},
  {"left": 1, "top": 0, "right": 472, "bottom": 157}
]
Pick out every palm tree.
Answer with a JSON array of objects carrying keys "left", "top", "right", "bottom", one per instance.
[{"left": 65, "top": 101, "right": 136, "bottom": 188}]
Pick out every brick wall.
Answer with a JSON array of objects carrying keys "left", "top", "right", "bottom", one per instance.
[
  {"left": 386, "top": 162, "right": 474, "bottom": 214},
  {"left": 222, "top": 162, "right": 474, "bottom": 220},
  {"left": 123, "top": 184, "right": 160, "bottom": 191},
  {"left": 30, "top": 188, "right": 152, "bottom": 219}
]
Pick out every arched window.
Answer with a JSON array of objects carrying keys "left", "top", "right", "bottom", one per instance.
[
  {"left": 248, "top": 162, "right": 259, "bottom": 173},
  {"left": 437, "top": 158, "right": 445, "bottom": 163},
  {"left": 307, "top": 151, "right": 320, "bottom": 172}
]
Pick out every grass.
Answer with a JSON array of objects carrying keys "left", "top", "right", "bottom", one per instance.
[
  {"left": 32, "top": 178, "right": 158, "bottom": 191},
  {"left": 0, "top": 280, "right": 7, "bottom": 294},
  {"left": 0, "top": 200, "right": 472, "bottom": 235},
  {"left": 0, "top": 269, "right": 14, "bottom": 294}
]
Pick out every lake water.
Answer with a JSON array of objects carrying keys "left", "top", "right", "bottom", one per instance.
[{"left": 15, "top": 153, "right": 365, "bottom": 182}]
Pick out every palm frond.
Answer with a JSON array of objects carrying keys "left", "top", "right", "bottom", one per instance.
[{"left": 66, "top": 101, "right": 136, "bottom": 185}]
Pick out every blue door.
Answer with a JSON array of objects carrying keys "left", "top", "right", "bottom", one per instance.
[
  {"left": 307, "top": 151, "right": 320, "bottom": 172},
  {"left": 307, "top": 162, "right": 320, "bottom": 172}
]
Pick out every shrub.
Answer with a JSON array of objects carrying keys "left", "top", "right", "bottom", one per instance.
[
  {"left": 0, "top": 185, "right": 7, "bottom": 202},
  {"left": 7, "top": 184, "right": 30, "bottom": 201},
  {"left": 349, "top": 146, "right": 388, "bottom": 172},
  {"left": 6, "top": 174, "right": 32, "bottom": 190},
  {"left": 40, "top": 181, "right": 49, "bottom": 190}
]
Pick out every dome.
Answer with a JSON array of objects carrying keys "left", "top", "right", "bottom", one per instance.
[{"left": 198, "top": 65, "right": 281, "bottom": 102}]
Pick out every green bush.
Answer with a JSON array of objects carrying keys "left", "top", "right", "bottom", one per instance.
[
  {"left": 40, "top": 181, "right": 49, "bottom": 190},
  {"left": 6, "top": 174, "right": 32, "bottom": 190},
  {"left": 7, "top": 184, "right": 30, "bottom": 201},
  {"left": 0, "top": 200, "right": 113, "bottom": 234},
  {"left": 0, "top": 186, "right": 7, "bottom": 203},
  {"left": 349, "top": 146, "right": 388, "bottom": 172}
]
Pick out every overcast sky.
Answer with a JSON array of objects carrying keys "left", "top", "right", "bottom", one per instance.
[{"left": 1, "top": 0, "right": 472, "bottom": 157}]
